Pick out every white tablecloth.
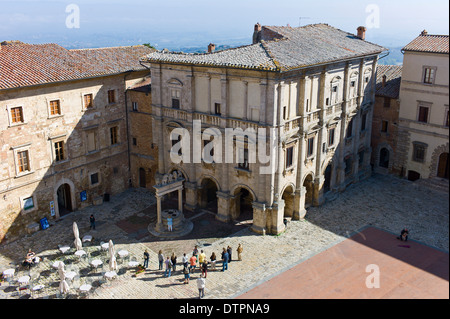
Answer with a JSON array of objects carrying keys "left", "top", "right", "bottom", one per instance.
[
  {"left": 18, "top": 275, "right": 30, "bottom": 285},
  {"left": 104, "top": 271, "right": 117, "bottom": 279},
  {"left": 2, "top": 268, "right": 15, "bottom": 277},
  {"left": 82, "top": 235, "right": 92, "bottom": 242},
  {"left": 52, "top": 261, "right": 63, "bottom": 269},
  {"left": 118, "top": 250, "right": 129, "bottom": 258},
  {"left": 65, "top": 271, "right": 76, "bottom": 281},
  {"left": 128, "top": 261, "right": 139, "bottom": 267},
  {"left": 59, "top": 246, "right": 70, "bottom": 254},
  {"left": 74, "top": 250, "right": 86, "bottom": 257},
  {"left": 32, "top": 284, "right": 44, "bottom": 292},
  {"left": 79, "top": 284, "right": 92, "bottom": 292},
  {"left": 101, "top": 243, "right": 109, "bottom": 250},
  {"left": 90, "top": 259, "right": 103, "bottom": 267}
]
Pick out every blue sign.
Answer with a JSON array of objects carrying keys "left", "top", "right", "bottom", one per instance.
[
  {"left": 80, "top": 190, "right": 87, "bottom": 202},
  {"left": 40, "top": 217, "right": 49, "bottom": 230}
]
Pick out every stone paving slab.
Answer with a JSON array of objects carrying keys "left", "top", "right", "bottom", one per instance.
[{"left": 0, "top": 174, "right": 448, "bottom": 299}]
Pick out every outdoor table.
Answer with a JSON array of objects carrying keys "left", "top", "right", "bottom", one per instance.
[
  {"left": 118, "top": 250, "right": 128, "bottom": 258},
  {"left": 31, "top": 284, "right": 44, "bottom": 298},
  {"left": 90, "top": 259, "right": 103, "bottom": 270},
  {"left": 82, "top": 235, "right": 92, "bottom": 243},
  {"left": 79, "top": 284, "right": 92, "bottom": 295},
  {"left": 65, "top": 271, "right": 76, "bottom": 281},
  {"left": 3, "top": 268, "right": 15, "bottom": 278},
  {"left": 52, "top": 261, "right": 63, "bottom": 269},
  {"left": 18, "top": 275, "right": 30, "bottom": 285},
  {"left": 104, "top": 271, "right": 117, "bottom": 280},
  {"left": 128, "top": 261, "right": 139, "bottom": 268},
  {"left": 101, "top": 242, "right": 109, "bottom": 251},
  {"left": 59, "top": 245, "right": 71, "bottom": 254},
  {"left": 74, "top": 250, "right": 86, "bottom": 257}
]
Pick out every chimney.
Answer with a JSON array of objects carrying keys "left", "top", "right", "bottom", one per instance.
[
  {"left": 208, "top": 43, "right": 216, "bottom": 53},
  {"left": 421, "top": 29, "right": 428, "bottom": 36},
  {"left": 253, "top": 22, "right": 262, "bottom": 44},
  {"left": 357, "top": 26, "right": 367, "bottom": 40},
  {"left": 382, "top": 75, "right": 387, "bottom": 88}
]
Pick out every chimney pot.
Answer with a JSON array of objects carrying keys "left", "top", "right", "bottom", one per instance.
[
  {"left": 421, "top": 30, "right": 428, "bottom": 36},
  {"left": 208, "top": 43, "right": 216, "bottom": 53},
  {"left": 253, "top": 22, "right": 262, "bottom": 44},
  {"left": 382, "top": 75, "right": 387, "bottom": 88},
  {"left": 357, "top": 26, "right": 367, "bottom": 40}
]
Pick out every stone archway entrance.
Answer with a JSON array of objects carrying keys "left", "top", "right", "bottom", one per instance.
[
  {"left": 437, "top": 153, "right": 449, "bottom": 179},
  {"left": 232, "top": 187, "right": 254, "bottom": 223},
  {"left": 57, "top": 183, "right": 72, "bottom": 217},
  {"left": 303, "top": 174, "right": 314, "bottom": 208},
  {"left": 323, "top": 164, "right": 332, "bottom": 193},
  {"left": 139, "top": 168, "right": 146, "bottom": 188},
  {"left": 281, "top": 186, "right": 295, "bottom": 218},
  {"left": 379, "top": 148, "right": 390, "bottom": 168},
  {"left": 199, "top": 178, "right": 219, "bottom": 213}
]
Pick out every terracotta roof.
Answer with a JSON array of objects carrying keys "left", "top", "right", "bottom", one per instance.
[
  {"left": 375, "top": 65, "right": 402, "bottom": 99},
  {"left": 0, "top": 43, "right": 154, "bottom": 90},
  {"left": 402, "top": 33, "right": 449, "bottom": 54},
  {"left": 142, "top": 23, "right": 387, "bottom": 72}
]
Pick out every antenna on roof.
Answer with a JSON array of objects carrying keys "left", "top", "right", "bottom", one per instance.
[{"left": 298, "top": 17, "right": 311, "bottom": 27}]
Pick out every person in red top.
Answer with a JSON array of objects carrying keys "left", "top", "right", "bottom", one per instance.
[{"left": 189, "top": 254, "right": 197, "bottom": 273}]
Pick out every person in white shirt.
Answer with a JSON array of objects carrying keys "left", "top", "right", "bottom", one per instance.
[{"left": 197, "top": 275, "right": 206, "bottom": 298}]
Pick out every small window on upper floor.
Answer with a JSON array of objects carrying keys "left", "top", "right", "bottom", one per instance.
[
  {"left": 84, "top": 93, "right": 94, "bottom": 109},
  {"left": 10, "top": 106, "right": 24, "bottom": 124},
  {"left": 132, "top": 101, "right": 138, "bottom": 111},
  {"left": 108, "top": 89, "right": 116, "bottom": 104},
  {"left": 214, "top": 103, "right": 221, "bottom": 116},
  {"left": 171, "top": 89, "right": 180, "bottom": 109},
  {"left": 49, "top": 100, "right": 61, "bottom": 116},
  {"left": 423, "top": 67, "right": 436, "bottom": 84},
  {"left": 417, "top": 105, "right": 429, "bottom": 123}
]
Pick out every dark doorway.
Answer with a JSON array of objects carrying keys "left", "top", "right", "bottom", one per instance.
[
  {"left": 281, "top": 186, "right": 294, "bottom": 217},
  {"left": 379, "top": 148, "right": 390, "bottom": 168},
  {"left": 234, "top": 187, "right": 254, "bottom": 222},
  {"left": 407, "top": 170, "right": 421, "bottom": 181},
  {"left": 303, "top": 174, "right": 314, "bottom": 208},
  {"left": 139, "top": 168, "right": 146, "bottom": 188},
  {"left": 200, "top": 178, "right": 219, "bottom": 213},
  {"left": 57, "top": 183, "right": 72, "bottom": 217},
  {"left": 324, "top": 164, "right": 332, "bottom": 193},
  {"left": 437, "top": 153, "right": 449, "bottom": 179}
]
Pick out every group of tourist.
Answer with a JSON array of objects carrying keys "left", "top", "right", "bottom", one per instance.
[{"left": 142, "top": 243, "right": 244, "bottom": 298}]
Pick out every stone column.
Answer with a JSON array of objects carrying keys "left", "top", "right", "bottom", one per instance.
[
  {"left": 313, "top": 175, "right": 325, "bottom": 206},
  {"left": 293, "top": 186, "right": 307, "bottom": 220},
  {"left": 184, "top": 181, "right": 198, "bottom": 211},
  {"left": 251, "top": 201, "right": 267, "bottom": 235},
  {"left": 156, "top": 194, "right": 164, "bottom": 232},
  {"left": 216, "top": 191, "right": 233, "bottom": 222},
  {"left": 178, "top": 188, "right": 183, "bottom": 214},
  {"left": 270, "top": 199, "right": 285, "bottom": 235}
]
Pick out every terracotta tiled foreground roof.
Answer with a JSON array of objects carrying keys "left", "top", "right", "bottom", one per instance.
[
  {"left": 402, "top": 33, "right": 449, "bottom": 54},
  {"left": 0, "top": 43, "right": 154, "bottom": 90},
  {"left": 375, "top": 65, "right": 402, "bottom": 99},
  {"left": 142, "top": 24, "right": 387, "bottom": 72}
]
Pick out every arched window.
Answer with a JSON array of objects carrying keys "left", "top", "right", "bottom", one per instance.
[{"left": 167, "top": 78, "right": 183, "bottom": 109}]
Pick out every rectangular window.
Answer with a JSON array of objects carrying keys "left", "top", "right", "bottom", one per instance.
[
  {"left": 11, "top": 107, "right": 24, "bottom": 123},
  {"left": 49, "top": 100, "right": 61, "bottom": 115},
  {"left": 350, "top": 80, "right": 356, "bottom": 87},
  {"left": 214, "top": 103, "right": 221, "bottom": 116},
  {"left": 328, "top": 128, "right": 335, "bottom": 146},
  {"left": 17, "top": 150, "right": 30, "bottom": 173},
  {"left": 412, "top": 143, "right": 426, "bottom": 163},
  {"left": 361, "top": 113, "right": 367, "bottom": 131},
  {"left": 423, "top": 67, "right": 435, "bottom": 84},
  {"left": 445, "top": 110, "right": 449, "bottom": 127},
  {"left": 346, "top": 118, "right": 353, "bottom": 138},
  {"left": 286, "top": 146, "right": 294, "bottom": 168},
  {"left": 90, "top": 173, "right": 99, "bottom": 185},
  {"left": 418, "top": 106, "right": 429, "bottom": 123},
  {"left": 307, "top": 137, "right": 314, "bottom": 157},
  {"left": 132, "top": 101, "right": 138, "bottom": 111},
  {"left": 238, "top": 148, "right": 249, "bottom": 170},
  {"left": 23, "top": 196, "right": 34, "bottom": 210},
  {"left": 107, "top": 90, "right": 116, "bottom": 104},
  {"left": 381, "top": 120, "right": 388, "bottom": 133},
  {"left": 84, "top": 94, "right": 93, "bottom": 109},
  {"left": 345, "top": 157, "right": 352, "bottom": 175},
  {"left": 383, "top": 97, "right": 390, "bottom": 108},
  {"left": 282, "top": 106, "right": 287, "bottom": 120},
  {"left": 54, "top": 141, "right": 65, "bottom": 162},
  {"left": 110, "top": 126, "right": 118, "bottom": 145},
  {"left": 171, "top": 90, "right": 180, "bottom": 109},
  {"left": 87, "top": 131, "right": 97, "bottom": 152},
  {"left": 133, "top": 137, "right": 137, "bottom": 146}
]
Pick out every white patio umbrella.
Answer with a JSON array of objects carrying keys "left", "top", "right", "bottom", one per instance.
[
  {"left": 58, "top": 261, "right": 70, "bottom": 294},
  {"left": 108, "top": 240, "right": 117, "bottom": 271},
  {"left": 73, "top": 222, "right": 82, "bottom": 251}
]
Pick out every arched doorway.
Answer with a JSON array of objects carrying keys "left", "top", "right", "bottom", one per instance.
[
  {"left": 57, "top": 183, "right": 72, "bottom": 217},
  {"left": 281, "top": 185, "right": 294, "bottom": 218},
  {"left": 407, "top": 170, "right": 421, "bottom": 181},
  {"left": 379, "top": 148, "right": 389, "bottom": 168},
  {"left": 233, "top": 186, "right": 254, "bottom": 223},
  {"left": 437, "top": 153, "right": 449, "bottom": 179},
  {"left": 139, "top": 168, "right": 146, "bottom": 188},
  {"left": 303, "top": 174, "right": 314, "bottom": 208},
  {"left": 199, "top": 178, "right": 219, "bottom": 213}
]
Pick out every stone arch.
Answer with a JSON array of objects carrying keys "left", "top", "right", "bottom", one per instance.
[
  {"left": 167, "top": 78, "right": 183, "bottom": 87},
  {"left": 168, "top": 166, "right": 189, "bottom": 182},
  {"left": 430, "top": 142, "right": 449, "bottom": 178},
  {"left": 230, "top": 184, "right": 257, "bottom": 221},
  {"left": 374, "top": 142, "right": 394, "bottom": 172},
  {"left": 302, "top": 173, "right": 314, "bottom": 208},
  {"left": 281, "top": 184, "right": 295, "bottom": 218},
  {"left": 198, "top": 175, "right": 221, "bottom": 213},
  {"left": 53, "top": 178, "right": 76, "bottom": 219}
]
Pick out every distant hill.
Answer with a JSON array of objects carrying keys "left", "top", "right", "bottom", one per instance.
[{"left": 378, "top": 47, "right": 403, "bottom": 66}]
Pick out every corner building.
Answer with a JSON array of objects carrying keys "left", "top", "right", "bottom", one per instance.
[{"left": 143, "top": 24, "right": 386, "bottom": 235}]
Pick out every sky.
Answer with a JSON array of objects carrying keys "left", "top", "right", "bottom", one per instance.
[{"left": 0, "top": 0, "right": 449, "bottom": 50}]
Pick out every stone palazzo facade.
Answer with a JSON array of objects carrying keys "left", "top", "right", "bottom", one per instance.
[{"left": 142, "top": 24, "right": 386, "bottom": 235}]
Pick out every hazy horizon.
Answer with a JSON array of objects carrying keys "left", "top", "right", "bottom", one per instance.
[{"left": 1, "top": 0, "right": 448, "bottom": 52}]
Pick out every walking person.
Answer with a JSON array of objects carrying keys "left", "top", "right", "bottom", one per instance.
[
  {"left": 89, "top": 214, "right": 96, "bottom": 230},
  {"left": 198, "top": 250, "right": 206, "bottom": 266},
  {"left": 201, "top": 260, "right": 208, "bottom": 278},
  {"left": 237, "top": 243, "right": 243, "bottom": 261},
  {"left": 197, "top": 275, "right": 206, "bottom": 299},
  {"left": 227, "top": 246, "right": 232, "bottom": 262},
  {"left": 397, "top": 227, "right": 409, "bottom": 241},
  {"left": 221, "top": 248, "right": 229, "bottom": 272},
  {"left": 171, "top": 252, "right": 177, "bottom": 272},
  {"left": 183, "top": 264, "right": 190, "bottom": 284},
  {"left": 193, "top": 245, "right": 199, "bottom": 265},
  {"left": 158, "top": 250, "right": 164, "bottom": 270},
  {"left": 210, "top": 252, "right": 217, "bottom": 270},
  {"left": 167, "top": 216, "right": 173, "bottom": 232},
  {"left": 164, "top": 256, "right": 172, "bottom": 277},
  {"left": 143, "top": 249, "right": 150, "bottom": 269}
]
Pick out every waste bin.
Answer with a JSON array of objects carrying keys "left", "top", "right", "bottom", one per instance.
[{"left": 39, "top": 217, "right": 49, "bottom": 230}]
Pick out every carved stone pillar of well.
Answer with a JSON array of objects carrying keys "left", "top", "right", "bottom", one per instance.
[{"left": 293, "top": 186, "right": 307, "bottom": 220}]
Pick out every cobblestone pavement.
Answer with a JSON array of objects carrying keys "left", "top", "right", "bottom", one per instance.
[{"left": 0, "top": 174, "right": 448, "bottom": 299}]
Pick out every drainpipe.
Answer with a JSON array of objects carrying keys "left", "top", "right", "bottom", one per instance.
[{"left": 124, "top": 70, "right": 133, "bottom": 188}]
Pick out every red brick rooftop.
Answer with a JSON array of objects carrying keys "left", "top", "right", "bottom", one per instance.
[{"left": 402, "top": 31, "right": 449, "bottom": 54}]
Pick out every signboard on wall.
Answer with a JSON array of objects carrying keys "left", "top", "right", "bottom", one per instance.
[
  {"left": 50, "top": 201, "right": 55, "bottom": 216},
  {"left": 80, "top": 190, "right": 87, "bottom": 202}
]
